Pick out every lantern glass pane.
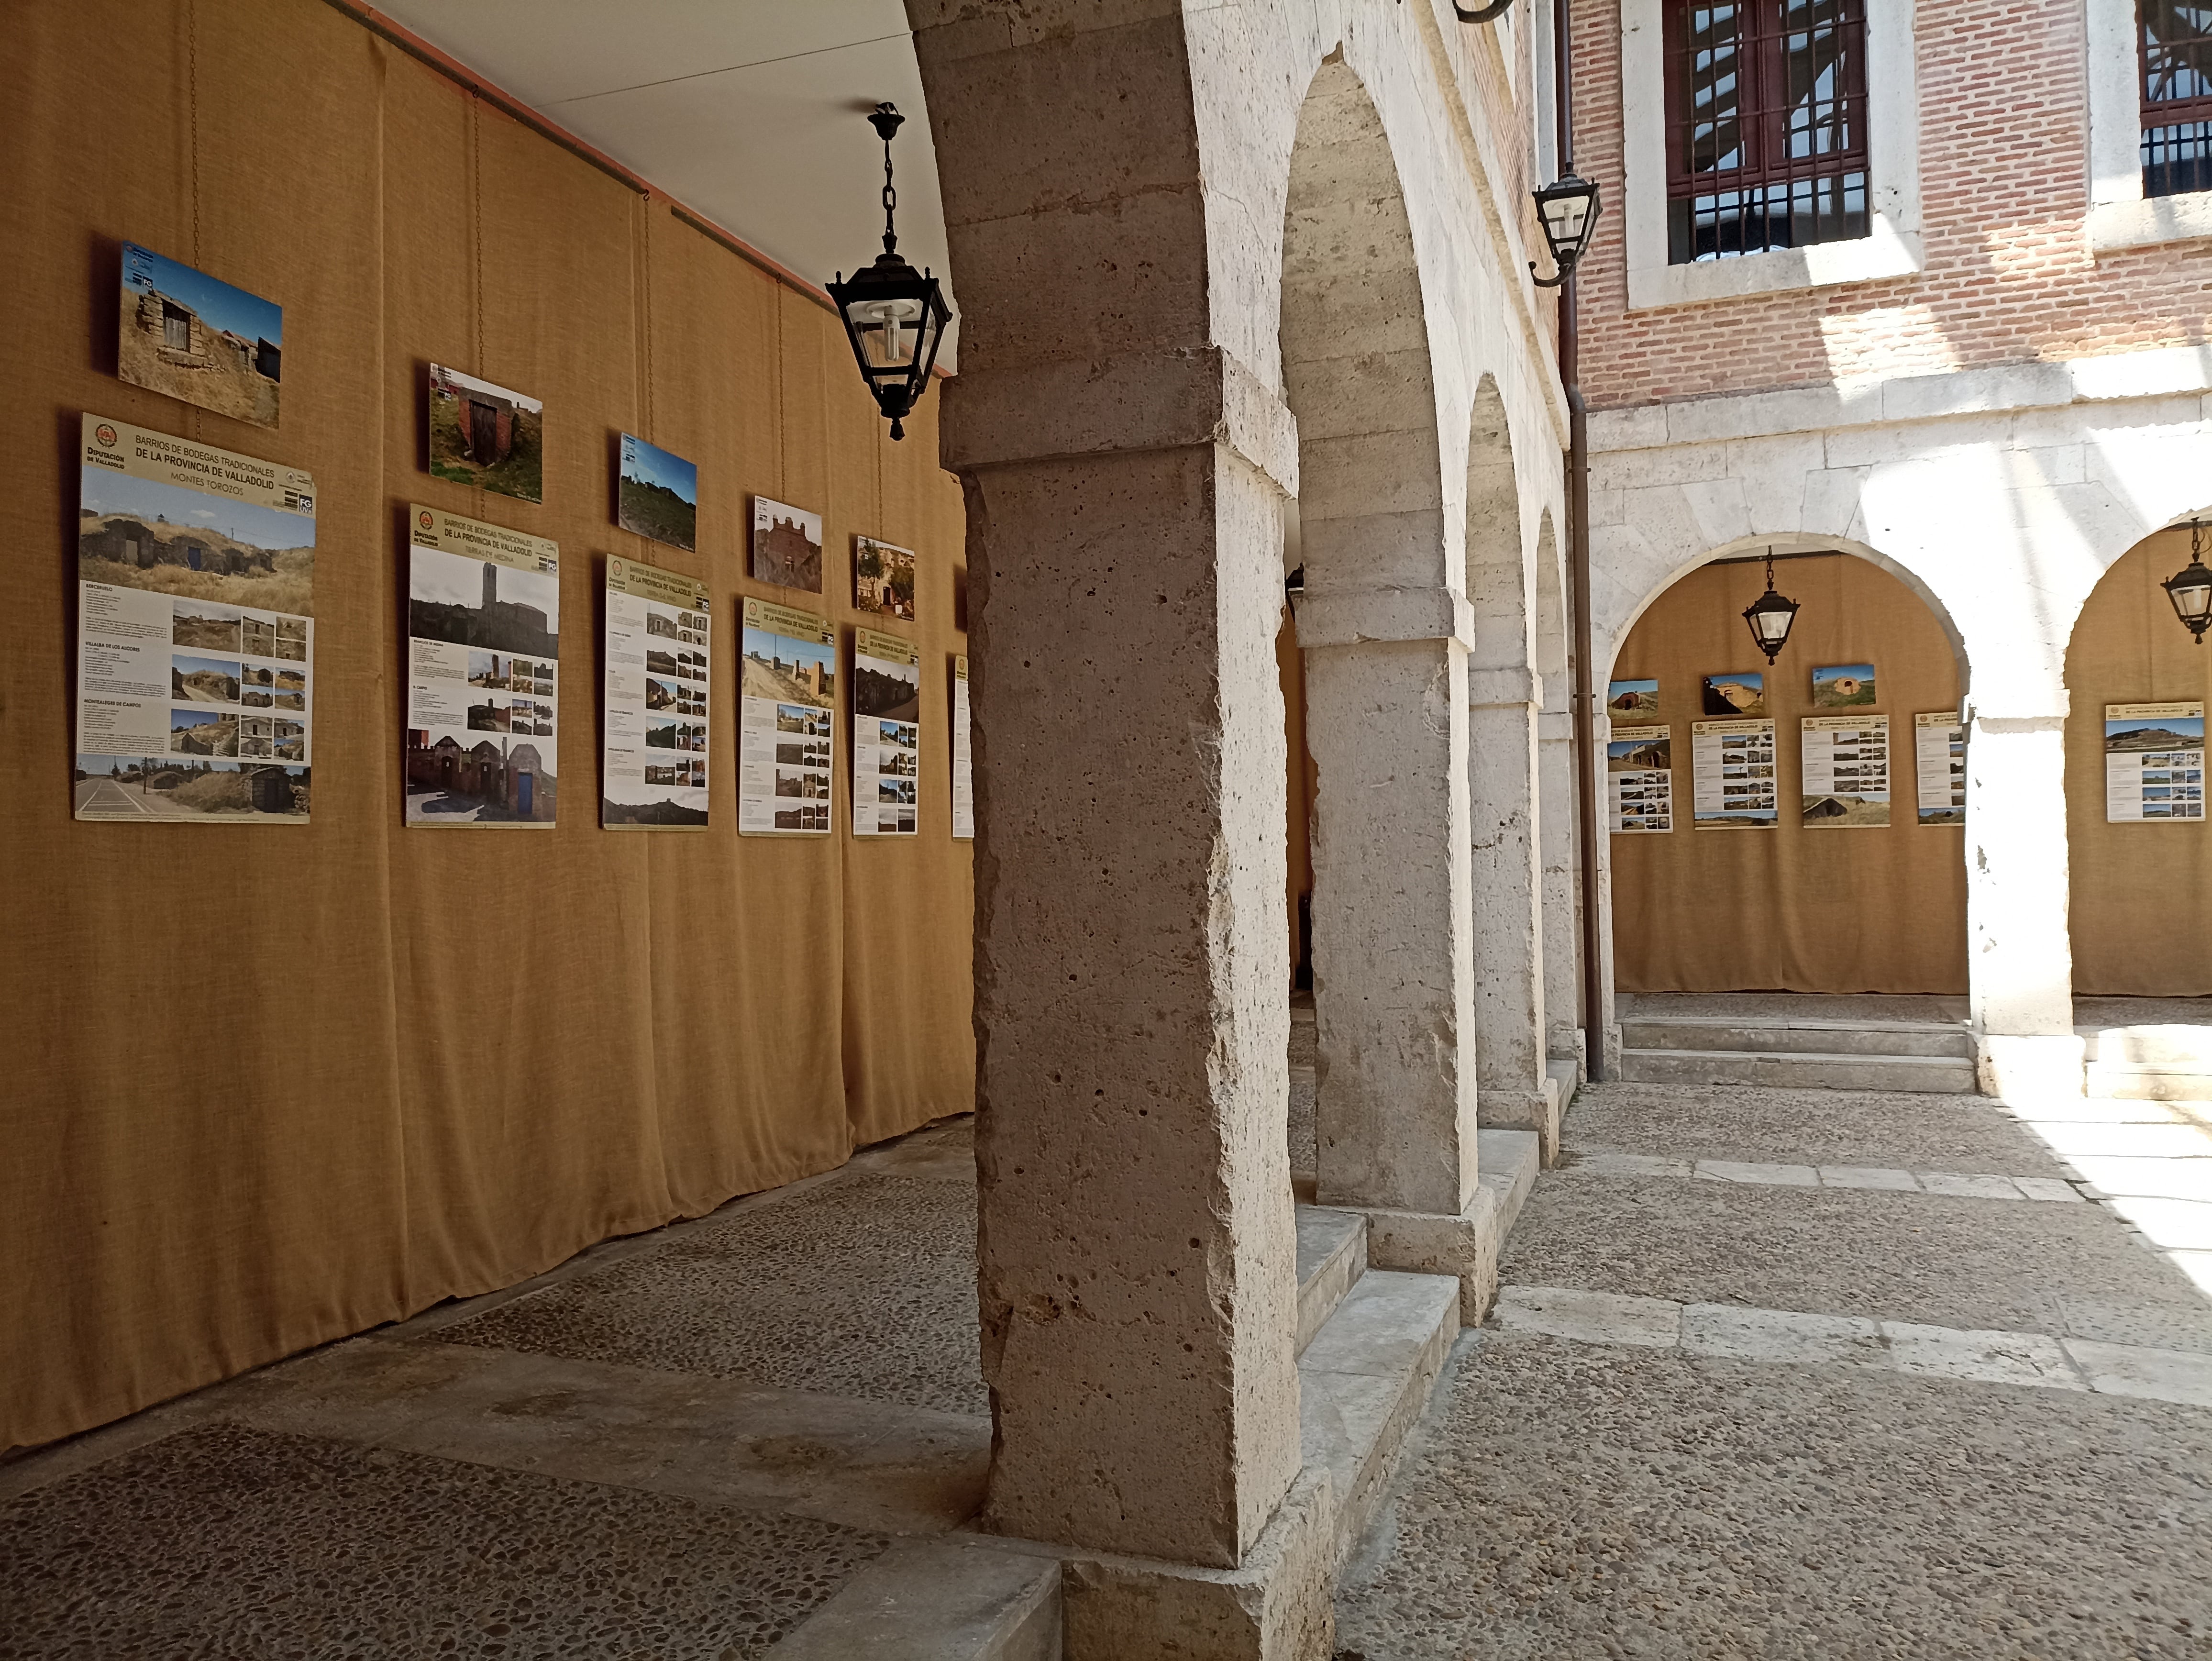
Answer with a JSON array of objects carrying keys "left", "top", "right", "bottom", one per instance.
[
  {"left": 850, "top": 297, "right": 925, "bottom": 370},
  {"left": 1752, "top": 606, "right": 1792, "bottom": 643},
  {"left": 2173, "top": 573, "right": 2212, "bottom": 620}
]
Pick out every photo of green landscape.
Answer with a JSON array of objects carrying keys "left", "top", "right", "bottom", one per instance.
[{"left": 618, "top": 433, "right": 697, "bottom": 551}]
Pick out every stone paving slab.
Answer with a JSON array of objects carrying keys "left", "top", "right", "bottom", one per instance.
[
  {"left": 1336, "top": 1332, "right": 2212, "bottom": 1660},
  {"left": 434, "top": 1172, "right": 987, "bottom": 1415},
  {"left": 1503, "top": 1170, "right": 2212, "bottom": 1354},
  {"left": 0, "top": 1422, "right": 888, "bottom": 1659},
  {"left": 1560, "top": 1079, "right": 2078, "bottom": 1174}
]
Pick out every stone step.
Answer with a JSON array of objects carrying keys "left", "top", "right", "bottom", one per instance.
[
  {"left": 1297, "top": 1268, "right": 1460, "bottom": 1568},
  {"left": 1619, "top": 1047, "right": 1979, "bottom": 1094},
  {"left": 2086, "top": 1061, "right": 2212, "bottom": 1102},
  {"left": 2081, "top": 1026, "right": 2212, "bottom": 1066},
  {"left": 766, "top": 1537, "right": 1062, "bottom": 1659},
  {"left": 1621, "top": 1015, "right": 1972, "bottom": 1059},
  {"left": 1294, "top": 1206, "right": 1368, "bottom": 1355},
  {"left": 1476, "top": 1128, "right": 1542, "bottom": 1237}
]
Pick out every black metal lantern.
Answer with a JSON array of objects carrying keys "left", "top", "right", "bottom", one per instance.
[
  {"left": 1742, "top": 550, "right": 1801, "bottom": 664},
  {"left": 1530, "top": 173, "right": 1603, "bottom": 288},
  {"left": 828, "top": 104, "right": 952, "bottom": 441},
  {"left": 2163, "top": 519, "right": 2212, "bottom": 646},
  {"left": 1453, "top": 0, "right": 1516, "bottom": 20}
]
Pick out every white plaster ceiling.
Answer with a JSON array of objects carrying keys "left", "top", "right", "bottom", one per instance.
[{"left": 373, "top": 0, "right": 958, "bottom": 364}]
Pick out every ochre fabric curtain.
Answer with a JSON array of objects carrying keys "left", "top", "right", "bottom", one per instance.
[
  {"left": 0, "top": 0, "right": 973, "bottom": 1453},
  {"left": 2066, "top": 532, "right": 2212, "bottom": 996},
  {"left": 1608, "top": 554, "right": 1969, "bottom": 993}
]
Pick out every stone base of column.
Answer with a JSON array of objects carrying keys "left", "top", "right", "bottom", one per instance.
[
  {"left": 1060, "top": 1470, "right": 1336, "bottom": 1661},
  {"left": 1976, "top": 1033, "right": 2087, "bottom": 1106},
  {"left": 1476, "top": 1075, "right": 1562, "bottom": 1163},
  {"left": 1352, "top": 1186, "right": 1503, "bottom": 1326}
]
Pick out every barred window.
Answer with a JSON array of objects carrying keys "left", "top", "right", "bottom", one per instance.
[
  {"left": 1664, "top": 0, "right": 1869, "bottom": 264},
  {"left": 2143, "top": 1, "right": 2212, "bottom": 197}
]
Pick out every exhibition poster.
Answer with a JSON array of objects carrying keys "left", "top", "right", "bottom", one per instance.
[
  {"left": 852, "top": 627, "right": 921, "bottom": 837},
  {"left": 1915, "top": 713, "right": 1966, "bottom": 824},
  {"left": 1607, "top": 724, "right": 1673, "bottom": 833},
  {"left": 118, "top": 243, "right": 282, "bottom": 429},
  {"left": 951, "top": 655, "right": 974, "bottom": 841},
  {"left": 1691, "top": 718, "right": 1778, "bottom": 828},
  {"left": 739, "top": 598, "right": 835, "bottom": 834},
  {"left": 1607, "top": 677, "right": 1658, "bottom": 723},
  {"left": 404, "top": 506, "right": 561, "bottom": 828},
  {"left": 1801, "top": 714, "right": 1890, "bottom": 828},
  {"left": 1701, "top": 671, "right": 1766, "bottom": 717},
  {"left": 75, "top": 415, "right": 316, "bottom": 822},
  {"left": 2104, "top": 702, "right": 2206, "bottom": 821},
  {"left": 617, "top": 434, "right": 698, "bottom": 551},
  {"left": 854, "top": 536, "right": 917, "bottom": 620},
  {"left": 428, "top": 365, "right": 543, "bottom": 503},
  {"left": 752, "top": 496, "right": 824, "bottom": 593},
  {"left": 602, "top": 557, "right": 710, "bottom": 829}
]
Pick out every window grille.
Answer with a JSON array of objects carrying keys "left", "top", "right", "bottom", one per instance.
[
  {"left": 2143, "top": 1, "right": 2212, "bottom": 197},
  {"left": 1664, "top": 0, "right": 1869, "bottom": 264}
]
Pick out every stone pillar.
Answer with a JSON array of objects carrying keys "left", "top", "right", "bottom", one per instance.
[
  {"left": 914, "top": 5, "right": 1331, "bottom": 1649},
  {"left": 1298, "top": 612, "right": 1480, "bottom": 1221},
  {"left": 1467, "top": 668, "right": 1557, "bottom": 1154},
  {"left": 1964, "top": 708, "right": 2085, "bottom": 1102},
  {"left": 954, "top": 405, "right": 1314, "bottom": 1575},
  {"left": 1537, "top": 699, "right": 1584, "bottom": 1077}
]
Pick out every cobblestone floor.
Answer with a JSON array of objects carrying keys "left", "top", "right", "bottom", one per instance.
[{"left": 1336, "top": 1076, "right": 2212, "bottom": 1660}]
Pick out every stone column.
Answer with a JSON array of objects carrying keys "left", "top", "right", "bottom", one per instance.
[
  {"left": 1467, "top": 669, "right": 1558, "bottom": 1154},
  {"left": 1298, "top": 610, "right": 1480, "bottom": 1222},
  {"left": 1964, "top": 707, "right": 2084, "bottom": 1102},
  {"left": 1537, "top": 698, "right": 1584, "bottom": 1077}
]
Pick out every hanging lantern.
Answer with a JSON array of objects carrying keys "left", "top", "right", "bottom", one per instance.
[
  {"left": 1529, "top": 173, "right": 1604, "bottom": 288},
  {"left": 828, "top": 104, "right": 952, "bottom": 442},
  {"left": 2163, "top": 519, "right": 2212, "bottom": 646},
  {"left": 1742, "top": 550, "right": 1801, "bottom": 664}
]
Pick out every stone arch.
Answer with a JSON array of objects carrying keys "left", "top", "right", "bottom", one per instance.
[
  {"left": 1462, "top": 376, "right": 1559, "bottom": 1140},
  {"left": 1280, "top": 54, "right": 1478, "bottom": 1224}
]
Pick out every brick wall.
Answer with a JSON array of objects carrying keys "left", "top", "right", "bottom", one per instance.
[{"left": 1570, "top": 0, "right": 2212, "bottom": 409}]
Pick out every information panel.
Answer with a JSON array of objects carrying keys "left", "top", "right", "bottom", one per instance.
[
  {"left": 2105, "top": 702, "right": 2206, "bottom": 821},
  {"left": 75, "top": 415, "right": 317, "bottom": 822},
  {"left": 1914, "top": 713, "right": 1965, "bottom": 825},
  {"left": 1800, "top": 714, "right": 1890, "bottom": 828},
  {"left": 404, "top": 506, "right": 561, "bottom": 827},
  {"left": 951, "top": 655, "right": 974, "bottom": 841},
  {"left": 603, "top": 557, "right": 709, "bottom": 828},
  {"left": 1691, "top": 718, "right": 1778, "bottom": 829},
  {"left": 739, "top": 598, "right": 835, "bottom": 834},
  {"left": 1607, "top": 723, "right": 1672, "bottom": 833},
  {"left": 852, "top": 627, "right": 920, "bottom": 837}
]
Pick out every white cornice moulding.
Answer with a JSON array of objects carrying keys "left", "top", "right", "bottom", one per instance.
[
  {"left": 1618, "top": 0, "right": 1923, "bottom": 310},
  {"left": 1586, "top": 343, "right": 2212, "bottom": 452}
]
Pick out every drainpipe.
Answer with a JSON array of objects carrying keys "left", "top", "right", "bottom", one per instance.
[{"left": 1555, "top": 0, "right": 1606, "bottom": 1081}]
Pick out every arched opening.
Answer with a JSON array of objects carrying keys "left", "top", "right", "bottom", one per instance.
[
  {"left": 2064, "top": 521, "right": 2212, "bottom": 1003},
  {"left": 1607, "top": 548, "right": 1969, "bottom": 1002},
  {"left": 1279, "top": 56, "right": 1475, "bottom": 1218}
]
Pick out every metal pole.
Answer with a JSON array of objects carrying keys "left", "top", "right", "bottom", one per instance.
[{"left": 1555, "top": 0, "right": 1606, "bottom": 1081}]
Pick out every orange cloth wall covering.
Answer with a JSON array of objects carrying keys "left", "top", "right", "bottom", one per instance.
[
  {"left": 2066, "top": 532, "right": 2212, "bottom": 996},
  {"left": 0, "top": 0, "right": 972, "bottom": 1452},
  {"left": 1608, "top": 554, "right": 1969, "bottom": 993}
]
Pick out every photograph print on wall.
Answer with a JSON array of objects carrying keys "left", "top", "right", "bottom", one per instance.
[
  {"left": 118, "top": 242, "right": 283, "bottom": 429},
  {"left": 1701, "top": 672, "right": 1767, "bottom": 717},
  {"left": 854, "top": 536, "right": 917, "bottom": 620},
  {"left": 752, "top": 496, "right": 823, "bottom": 593},
  {"left": 617, "top": 434, "right": 698, "bottom": 551},
  {"left": 429, "top": 365, "right": 544, "bottom": 503}
]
